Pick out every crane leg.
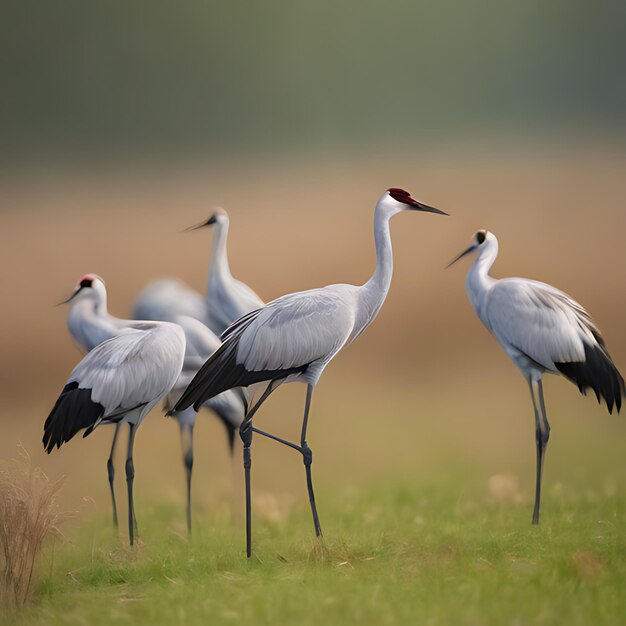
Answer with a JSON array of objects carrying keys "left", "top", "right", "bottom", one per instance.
[
  {"left": 240, "top": 420, "right": 253, "bottom": 559},
  {"left": 528, "top": 378, "right": 551, "bottom": 525},
  {"left": 249, "top": 384, "right": 323, "bottom": 538},
  {"left": 125, "top": 423, "right": 138, "bottom": 546},
  {"left": 107, "top": 422, "right": 122, "bottom": 528},
  {"left": 300, "top": 385, "right": 322, "bottom": 538},
  {"left": 179, "top": 421, "right": 195, "bottom": 535},
  {"left": 239, "top": 382, "right": 278, "bottom": 558}
]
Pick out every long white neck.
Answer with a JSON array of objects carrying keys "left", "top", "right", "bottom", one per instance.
[
  {"left": 67, "top": 294, "right": 117, "bottom": 352},
  {"left": 357, "top": 205, "right": 394, "bottom": 331},
  {"left": 466, "top": 240, "right": 498, "bottom": 324},
  {"left": 208, "top": 219, "right": 232, "bottom": 288},
  {"left": 72, "top": 293, "right": 110, "bottom": 322},
  {"left": 95, "top": 292, "right": 108, "bottom": 316}
]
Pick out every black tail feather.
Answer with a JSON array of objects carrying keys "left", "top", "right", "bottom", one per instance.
[
  {"left": 556, "top": 343, "right": 625, "bottom": 414},
  {"left": 42, "top": 382, "right": 105, "bottom": 453},
  {"left": 172, "top": 338, "right": 307, "bottom": 414}
]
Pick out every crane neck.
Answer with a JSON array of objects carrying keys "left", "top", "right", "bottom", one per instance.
[
  {"left": 208, "top": 219, "right": 233, "bottom": 285},
  {"left": 71, "top": 296, "right": 108, "bottom": 322},
  {"left": 466, "top": 241, "right": 498, "bottom": 320},
  {"left": 96, "top": 293, "right": 108, "bottom": 316},
  {"left": 359, "top": 205, "right": 394, "bottom": 323},
  {"left": 67, "top": 295, "right": 125, "bottom": 353}
]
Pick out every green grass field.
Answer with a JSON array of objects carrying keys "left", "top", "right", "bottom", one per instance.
[
  {"left": 1, "top": 146, "right": 626, "bottom": 625},
  {"left": 4, "top": 471, "right": 625, "bottom": 626},
  {"left": 2, "top": 378, "right": 626, "bottom": 625}
]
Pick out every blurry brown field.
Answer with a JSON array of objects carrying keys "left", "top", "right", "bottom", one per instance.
[{"left": 1, "top": 139, "right": 625, "bottom": 520}]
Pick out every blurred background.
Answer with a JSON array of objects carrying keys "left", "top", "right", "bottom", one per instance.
[{"left": 1, "top": 1, "right": 625, "bottom": 521}]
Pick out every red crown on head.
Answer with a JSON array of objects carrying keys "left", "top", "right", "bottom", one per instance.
[{"left": 387, "top": 188, "right": 414, "bottom": 205}]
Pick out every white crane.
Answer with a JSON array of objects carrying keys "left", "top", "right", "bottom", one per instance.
[
  {"left": 134, "top": 208, "right": 264, "bottom": 337},
  {"left": 61, "top": 274, "right": 246, "bottom": 534},
  {"left": 134, "top": 208, "right": 264, "bottom": 528},
  {"left": 62, "top": 274, "right": 135, "bottom": 529},
  {"left": 172, "top": 189, "right": 448, "bottom": 556},
  {"left": 154, "top": 314, "right": 246, "bottom": 534},
  {"left": 133, "top": 278, "right": 210, "bottom": 329},
  {"left": 185, "top": 208, "right": 265, "bottom": 334},
  {"left": 43, "top": 317, "right": 185, "bottom": 546},
  {"left": 448, "top": 230, "right": 624, "bottom": 524},
  {"left": 66, "top": 274, "right": 132, "bottom": 351}
]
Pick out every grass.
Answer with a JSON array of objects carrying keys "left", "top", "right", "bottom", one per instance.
[
  {"left": 3, "top": 473, "right": 625, "bottom": 626},
  {"left": 0, "top": 450, "right": 67, "bottom": 610}
]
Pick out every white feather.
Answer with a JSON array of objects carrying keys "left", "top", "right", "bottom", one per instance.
[{"left": 69, "top": 323, "right": 185, "bottom": 418}]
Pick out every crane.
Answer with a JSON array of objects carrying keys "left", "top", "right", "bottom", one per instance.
[
  {"left": 61, "top": 274, "right": 245, "bottom": 534},
  {"left": 185, "top": 208, "right": 264, "bottom": 334},
  {"left": 43, "top": 318, "right": 185, "bottom": 545},
  {"left": 448, "top": 229, "right": 624, "bottom": 523},
  {"left": 173, "top": 188, "right": 447, "bottom": 556},
  {"left": 134, "top": 208, "right": 264, "bottom": 336}
]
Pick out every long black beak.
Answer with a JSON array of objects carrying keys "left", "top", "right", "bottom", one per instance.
[
  {"left": 56, "top": 286, "right": 82, "bottom": 306},
  {"left": 182, "top": 214, "right": 217, "bottom": 233},
  {"left": 446, "top": 244, "right": 477, "bottom": 268},
  {"left": 409, "top": 200, "right": 449, "bottom": 216}
]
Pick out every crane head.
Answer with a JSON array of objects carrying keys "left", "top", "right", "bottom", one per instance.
[
  {"left": 183, "top": 208, "right": 228, "bottom": 232},
  {"left": 446, "top": 230, "right": 491, "bottom": 267},
  {"left": 385, "top": 188, "right": 448, "bottom": 215},
  {"left": 57, "top": 274, "right": 106, "bottom": 306}
]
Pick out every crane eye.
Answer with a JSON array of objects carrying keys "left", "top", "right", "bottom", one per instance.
[
  {"left": 79, "top": 278, "right": 93, "bottom": 288},
  {"left": 476, "top": 231, "right": 486, "bottom": 245}
]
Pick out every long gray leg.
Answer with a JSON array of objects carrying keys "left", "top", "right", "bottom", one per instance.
[
  {"left": 107, "top": 422, "right": 122, "bottom": 528},
  {"left": 240, "top": 382, "right": 278, "bottom": 558},
  {"left": 179, "top": 421, "right": 195, "bottom": 535},
  {"left": 528, "top": 378, "right": 551, "bottom": 524},
  {"left": 300, "top": 385, "right": 322, "bottom": 537},
  {"left": 251, "top": 385, "right": 322, "bottom": 537},
  {"left": 125, "top": 423, "right": 138, "bottom": 546}
]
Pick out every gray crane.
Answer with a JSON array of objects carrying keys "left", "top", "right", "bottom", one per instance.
[
  {"left": 134, "top": 208, "right": 264, "bottom": 336},
  {"left": 43, "top": 316, "right": 185, "bottom": 545},
  {"left": 449, "top": 229, "right": 624, "bottom": 524},
  {"left": 62, "top": 274, "right": 245, "bottom": 534},
  {"left": 173, "top": 189, "right": 447, "bottom": 556}
]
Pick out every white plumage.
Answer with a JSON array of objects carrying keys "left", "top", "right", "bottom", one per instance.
[
  {"left": 202, "top": 209, "right": 264, "bottom": 333},
  {"left": 133, "top": 208, "right": 264, "bottom": 336},
  {"left": 174, "top": 188, "right": 447, "bottom": 556},
  {"left": 132, "top": 209, "right": 263, "bottom": 531},
  {"left": 234, "top": 286, "right": 356, "bottom": 379},
  {"left": 485, "top": 280, "right": 593, "bottom": 368},
  {"left": 133, "top": 278, "right": 210, "bottom": 329},
  {"left": 44, "top": 287, "right": 185, "bottom": 545},
  {"left": 450, "top": 229, "right": 624, "bottom": 524},
  {"left": 60, "top": 274, "right": 246, "bottom": 534},
  {"left": 65, "top": 325, "right": 185, "bottom": 425},
  {"left": 66, "top": 275, "right": 133, "bottom": 351}
]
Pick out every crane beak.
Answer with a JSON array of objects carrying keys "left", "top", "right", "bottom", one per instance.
[
  {"left": 408, "top": 200, "right": 449, "bottom": 216},
  {"left": 446, "top": 244, "right": 477, "bottom": 268},
  {"left": 182, "top": 214, "right": 217, "bottom": 233},
  {"left": 56, "top": 286, "right": 82, "bottom": 306}
]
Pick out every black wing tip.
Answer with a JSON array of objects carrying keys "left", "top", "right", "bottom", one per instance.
[
  {"left": 556, "top": 343, "right": 625, "bottom": 415},
  {"left": 172, "top": 339, "right": 240, "bottom": 413},
  {"left": 42, "top": 384, "right": 104, "bottom": 452},
  {"left": 42, "top": 434, "right": 56, "bottom": 454},
  {"left": 173, "top": 334, "right": 308, "bottom": 414}
]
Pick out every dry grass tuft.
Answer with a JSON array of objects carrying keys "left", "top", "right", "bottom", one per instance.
[{"left": 0, "top": 447, "right": 68, "bottom": 609}]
